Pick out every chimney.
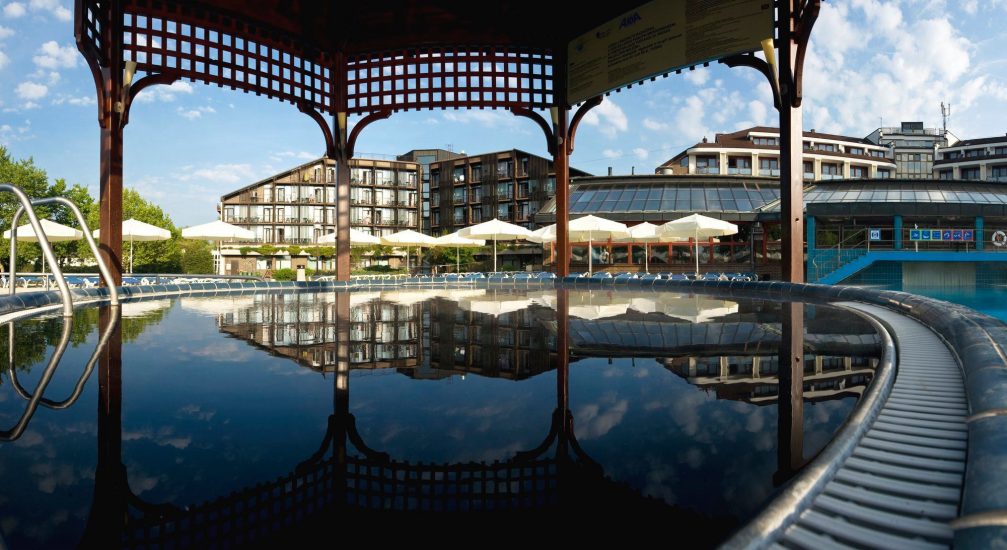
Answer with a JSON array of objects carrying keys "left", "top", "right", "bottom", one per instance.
[
  {"left": 631, "top": 166, "right": 635, "bottom": 175},
  {"left": 608, "top": 166, "right": 613, "bottom": 176},
  {"left": 702, "top": 136, "right": 708, "bottom": 143}
]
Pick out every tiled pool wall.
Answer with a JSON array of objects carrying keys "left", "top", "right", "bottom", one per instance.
[
  {"left": 843, "top": 260, "right": 1007, "bottom": 286},
  {"left": 1, "top": 277, "right": 1005, "bottom": 546}
]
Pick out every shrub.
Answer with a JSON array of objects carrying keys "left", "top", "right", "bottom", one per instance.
[
  {"left": 287, "top": 245, "right": 302, "bottom": 256},
  {"left": 272, "top": 268, "right": 295, "bottom": 281},
  {"left": 239, "top": 246, "right": 252, "bottom": 256}
]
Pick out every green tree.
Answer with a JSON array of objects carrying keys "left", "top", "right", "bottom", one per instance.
[
  {"left": 86, "top": 187, "right": 181, "bottom": 273},
  {"left": 425, "top": 246, "right": 478, "bottom": 272},
  {"left": 179, "top": 239, "right": 214, "bottom": 273},
  {"left": 0, "top": 147, "right": 54, "bottom": 271}
]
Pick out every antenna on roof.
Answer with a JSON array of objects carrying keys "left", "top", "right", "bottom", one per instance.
[
  {"left": 444, "top": 143, "right": 454, "bottom": 152},
  {"left": 940, "top": 102, "right": 951, "bottom": 136}
]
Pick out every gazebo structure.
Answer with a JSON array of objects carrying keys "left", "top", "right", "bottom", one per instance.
[{"left": 74, "top": 0, "right": 819, "bottom": 284}]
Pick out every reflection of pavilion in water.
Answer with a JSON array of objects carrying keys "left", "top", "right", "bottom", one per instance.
[{"left": 70, "top": 292, "right": 883, "bottom": 546}]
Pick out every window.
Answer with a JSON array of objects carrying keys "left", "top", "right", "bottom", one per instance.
[
  {"left": 497, "top": 182, "right": 513, "bottom": 199},
  {"left": 994, "top": 147, "right": 1007, "bottom": 156},
  {"left": 965, "top": 149, "right": 983, "bottom": 158},
  {"left": 816, "top": 143, "right": 837, "bottom": 152},
  {"left": 752, "top": 137, "right": 778, "bottom": 146},
  {"left": 472, "top": 164, "right": 483, "bottom": 181},
  {"left": 803, "top": 161, "right": 814, "bottom": 179},
  {"left": 937, "top": 169, "right": 953, "bottom": 180},
  {"left": 452, "top": 167, "right": 465, "bottom": 183},
  {"left": 679, "top": 157, "right": 688, "bottom": 167},
  {"left": 961, "top": 167, "right": 981, "bottom": 180},
  {"left": 453, "top": 207, "right": 465, "bottom": 224},
  {"left": 520, "top": 157, "right": 529, "bottom": 176},
  {"left": 695, "top": 156, "right": 719, "bottom": 174},
  {"left": 224, "top": 207, "right": 235, "bottom": 223},
  {"left": 876, "top": 168, "right": 892, "bottom": 178},
  {"left": 351, "top": 168, "right": 371, "bottom": 184},
  {"left": 990, "top": 165, "right": 1007, "bottom": 182},
  {"left": 497, "top": 204, "right": 511, "bottom": 220},
  {"left": 759, "top": 157, "right": 780, "bottom": 176},
  {"left": 870, "top": 150, "right": 888, "bottom": 158},
  {"left": 849, "top": 165, "right": 868, "bottom": 179},
  {"left": 497, "top": 160, "right": 513, "bottom": 177},
  {"left": 375, "top": 169, "right": 395, "bottom": 185},
  {"left": 727, "top": 156, "right": 752, "bottom": 175},
  {"left": 848, "top": 147, "right": 865, "bottom": 155},
  {"left": 821, "top": 163, "right": 841, "bottom": 179}
]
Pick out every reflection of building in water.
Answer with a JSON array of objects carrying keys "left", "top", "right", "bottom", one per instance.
[
  {"left": 564, "top": 305, "right": 882, "bottom": 406},
  {"left": 427, "top": 296, "right": 557, "bottom": 380},
  {"left": 218, "top": 293, "right": 422, "bottom": 372}
]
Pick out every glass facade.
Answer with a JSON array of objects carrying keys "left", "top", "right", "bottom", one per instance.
[{"left": 565, "top": 184, "right": 778, "bottom": 215}]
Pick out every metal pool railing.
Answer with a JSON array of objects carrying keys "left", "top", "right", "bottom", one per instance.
[{"left": 9, "top": 195, "right": 119, "bottom": 308}]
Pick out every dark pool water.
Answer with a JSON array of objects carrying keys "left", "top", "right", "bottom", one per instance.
[{"left": 0, "top": 289, "right": 881, "bottom": 547}]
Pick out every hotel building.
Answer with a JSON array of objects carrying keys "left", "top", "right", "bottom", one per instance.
[{"left": 934, "top": 134, "right": 1007, "bottom": 182}]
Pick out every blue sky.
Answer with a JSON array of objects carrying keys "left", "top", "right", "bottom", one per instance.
[{"left": 2, "top": 0, "right": 1007, "bottom": 227}]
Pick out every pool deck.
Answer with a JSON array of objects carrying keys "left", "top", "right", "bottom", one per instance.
[{"left": 1, "top": 276, "right": 1005, "bottom": 547}]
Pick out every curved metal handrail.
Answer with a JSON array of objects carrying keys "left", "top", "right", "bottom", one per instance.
[
  {"left": 6, "top": 305, "right": 121, "bottom": 409},
  {"left": 0, "top": 183, "right": 74, "bottom": 316},
  {"left": 0, "top": 318, "right": 73, "bottom": 441},
  {"left": 10, "top": 196, "right": 120, "bottom": 306}
]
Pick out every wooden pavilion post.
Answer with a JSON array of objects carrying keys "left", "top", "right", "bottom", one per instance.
[
  {"left": 76, "top": 0, "right": 125, "bottom": 284},
  {"left": 552, "top": 107, "right": 571, "bottom": 277}
]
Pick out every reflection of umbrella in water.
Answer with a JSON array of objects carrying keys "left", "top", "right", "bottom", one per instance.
[
  {"left": 180, "top": 295, "right": 256, "bottom": 316},
  {"left": 4, "top": 218, "right": 83, "bottom": 289},
  {"left": 120, "top": 299, "right": 172, "bottom": 319},
  {"left": 538, "top": 290, "right": 631, "bottom": 320},
  {"left": 380, "top": 289, "right": 444, "bottom": 307},
  {"left": 630, "top": 294, "right": 739, "bottom": 323},
  {"left": 460, "top": 294, "right": 536, "bottom": 316},
  {"left": 350, "top": 291, "right": 382, "bottom": 307},
  {"left": 93, "top": 218, "right": 171, "bottom": 273}
]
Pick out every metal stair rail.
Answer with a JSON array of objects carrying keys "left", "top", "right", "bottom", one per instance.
[
  {"left": 810, "top": 228, "right": 871, "bottom": 283},
  {"left": 0, "top": 183, "right": 76, "bottom": 316},
  {"left": 8, "top": 194, "right": 120, "bottom": 309}
]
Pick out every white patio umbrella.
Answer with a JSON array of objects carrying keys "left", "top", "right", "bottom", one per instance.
[
  {"left": 458, "top": 218, "right": 534, "bottom": 272},
  {"left": 181, "top": 220, "right": 255, "bottom": 275},
  {"left": 461, "top": 295, "right": 535, "bottom": 316},
  {"left": 317, "top": 227, "right": 381, "bottom": 245},
  {"left": 614, "top": 222, "right": 684, "bottom": 274},
  {"left": 4, "top": 219, "right": 83, "bottom": 288},
  {"left": 433, "top": 231, "right": 485, "bottom": 272},
  {"left": 380, "top": 229, "right": 437, "bottom": 272},
  {"left": 657, "top": 214, "right": 739, "bottom": 276},
  {"left": 93, "top": 218, "right": 171, "bottom": 273},
  {"left": 568, "top": 215, "right": 629, "bottom": 273}
]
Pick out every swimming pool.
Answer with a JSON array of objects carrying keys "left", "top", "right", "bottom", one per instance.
[{"left": 0, "top": 288, "right": 882, "bottom": 546}]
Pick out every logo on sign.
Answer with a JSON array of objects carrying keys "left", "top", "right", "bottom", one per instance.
[
  {"left": 952, "top": 230, "right": 963, "bottom": 241},
  {"left": 943, "top": 230, "right": 953, "bottom": 241},
  {"left": 619, "top": 12, "right": 642, "bottom": 28},
  {"left": 869, "top": 229, "right": 881, "bottom": 241},
  {"left": 964, "top": 230, "right": 974, "bottom": 241},
  {"left": 910, "top": 229, "right": 921, "bottom": 240},
  {"left": 921, "top": 231, "right": 931, "bottom": 240}
]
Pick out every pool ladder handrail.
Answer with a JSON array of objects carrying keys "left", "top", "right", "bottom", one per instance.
[{"left": 7, "top": 193, "right": 120, "bottom": 313}]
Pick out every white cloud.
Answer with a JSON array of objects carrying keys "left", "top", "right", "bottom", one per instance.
[
  {"left": 2, "top": 2, "right": 26, "bottom": 17},
  {"left": 29, "top": 0, "right": 70, "bottom": 21},
  {"left": 963, "top": 0, "right": 978, "bottom": 14},
  {"left": 575, "top": 399, "right": 628, "bottom": 439},
  {"left": 642, "top": 117, "right": 668, "bottom": 131},
  {"left": 271, "top": 150, "right": 316, "bottom": 162},
  {"left": 16, "top": 81, "right": 47, "bottom": 100},
  {"left": 177, "top": 105, "right": 216, "bottom": 120},
  {"left": 633, "top": 147, "right": 649, "bottom": 160},
  {"left": 580, "top": 98, "right": 628, "bottom": 139},
  {"left": 0, "top": 25, "right": 14, "bottom": 39},
  {"left": 133, "top": 80, "right": 194, "bottom": 103},
  {"left": 602, "top": 148, "right": 622, "bottom": 159},
  {"left": 684, "top": 67, "right": 710, "bottom": 86},
  {"left": 32, "top": 41, "right": 77, "bottom": 69},
  {"left": 748, "top": 100, "right": 768, "bottom": 126},
  {"left": 179, "top": 163, "right": 258, "bottom": 185},
  {"left": 52, "top": 94, "right": 94, "bottom": 106},
  {"left": 0, "top": 50, "right": 8, "bottom": 70},
  {"left": 441, "top": 109, "right": 521, "bottom": 130}
]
